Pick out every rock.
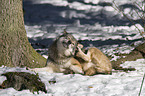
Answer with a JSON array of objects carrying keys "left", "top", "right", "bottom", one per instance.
[
  {"left": 0, "top": 72, "right": 47, "bottom": 93},
  {"left": 135, "top": 42, "right": 145, "bottom": 56},
  {"left": 111, "top": 42, "right": 145, "bottom": 71}
]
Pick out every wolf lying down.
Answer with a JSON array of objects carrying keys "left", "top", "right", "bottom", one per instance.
[{"left": 29, "top": 31, "right": 134, "bottom": 76}]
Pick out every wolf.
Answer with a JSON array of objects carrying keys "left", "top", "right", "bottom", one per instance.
[
  {"left": 29, "top": 31, "right": 83, "bottom": 74},
  {"left": 75, "top": 45, "right": 112, "bottom": 75},
  {"left": 75, "top": 44, "right": 135, "bottom": 76}
]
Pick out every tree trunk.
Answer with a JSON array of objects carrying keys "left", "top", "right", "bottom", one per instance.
[{"left": 0, "top": 0, "right": 46, "bottom": 68}]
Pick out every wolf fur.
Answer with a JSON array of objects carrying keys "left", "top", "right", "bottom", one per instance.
[
  {"left": 29, "top": 31, "right": 83, "bottom": 74},
  {"left": 75, "top": 46, "right": 112, "bottom": 75}
]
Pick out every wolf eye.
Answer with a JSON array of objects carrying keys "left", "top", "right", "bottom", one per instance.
[
  {"left": 62, "top": 41, "right": 68, "bottom": 48},
  {"left": 67, "top": 41, "right": 71, "bottom": 44},
  {"left": 62, "top": 41, "right": 67, "bottom": 44}
]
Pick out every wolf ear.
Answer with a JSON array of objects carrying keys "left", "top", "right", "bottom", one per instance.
[{"left": 63, "top": 29, "right": 68, "bottom": 35}]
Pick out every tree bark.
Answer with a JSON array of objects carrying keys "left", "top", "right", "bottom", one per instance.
[{"left": 0, "top": 0, "right": 46, "bottom": 67}]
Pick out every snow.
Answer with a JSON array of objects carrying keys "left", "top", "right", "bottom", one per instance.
[
  {"left": 1, "top": 0, "right": 145, "bottom": 96},
  {"left": 0, "top": 60, "right": 145, "bottom": 96}
]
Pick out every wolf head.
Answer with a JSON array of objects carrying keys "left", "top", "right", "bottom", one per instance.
[{"left": 56, "top": 31, "right": 78, "bottom": 57}]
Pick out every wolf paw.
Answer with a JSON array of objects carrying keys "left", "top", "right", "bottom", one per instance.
[{"left": 84, "top": 67, "right": 96, "bottom": 76}]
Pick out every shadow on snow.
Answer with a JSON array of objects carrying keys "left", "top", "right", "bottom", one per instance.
[{"left": 23, "top": 0, "right": 143, "bottom": 26}]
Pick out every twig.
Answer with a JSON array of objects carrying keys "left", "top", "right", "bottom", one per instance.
[
  {"left": 134, "top": 8, "right": 144, "bottom": 21},
  {"left": 112, "top": 1, "right": 145, "bottom": 40},
  {"left": 138, "top": 73, "right": 145, "bottom": 96},
  {"left": 142, "top": 0, "right": 144, "bottom": 39},
  {"left": 134, "top": 2, "right": 143, "bottom": 11},
  {"left": 134, "top": 1, "right": 145, "bottom": 33}
]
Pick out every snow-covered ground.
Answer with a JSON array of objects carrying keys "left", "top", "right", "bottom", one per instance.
[
  {"left": 0, "top": 0, "right": 145, "bottom": 96},
  {"left": 0, "top": 59, "right": 145, "bottom": 96}
]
